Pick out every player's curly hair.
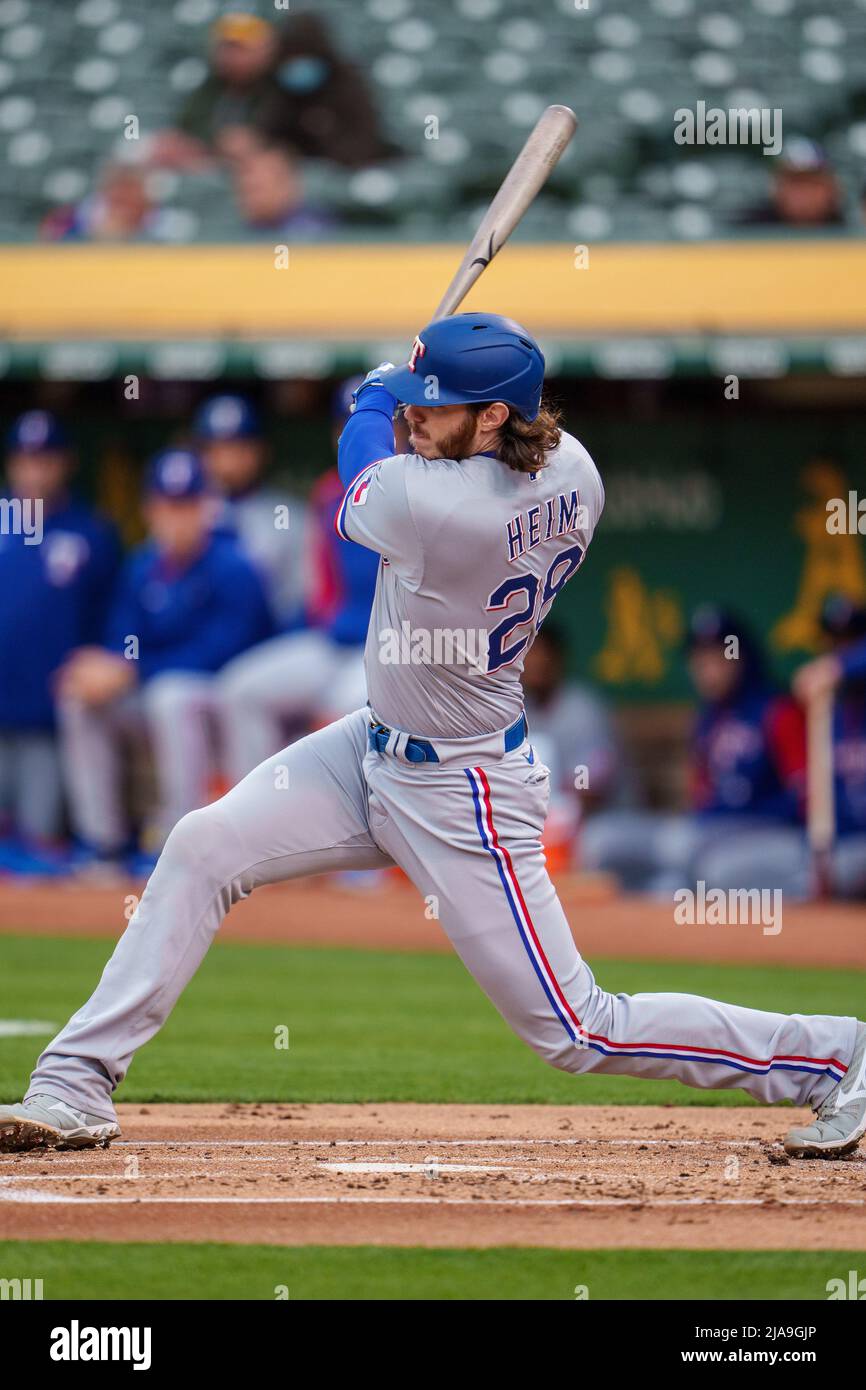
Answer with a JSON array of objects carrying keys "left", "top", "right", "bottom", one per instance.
[{"left": 472, "top": 399, "right": 562, "bottom": 474}]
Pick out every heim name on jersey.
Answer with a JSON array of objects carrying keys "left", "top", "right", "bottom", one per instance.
[{"left": 505, "top": 489, "right": 588, "bottom": 563}]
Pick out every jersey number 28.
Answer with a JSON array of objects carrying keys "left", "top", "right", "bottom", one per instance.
[{"left": 486, "top": 543, "right": 585, "bottom": 673}]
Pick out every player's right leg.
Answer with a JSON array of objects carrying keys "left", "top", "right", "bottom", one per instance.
[{"left": 0, "top": 709, "right": 389, "bottom": 1149}]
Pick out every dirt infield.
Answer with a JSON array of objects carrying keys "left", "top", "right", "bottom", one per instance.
[
  {"left": 1, "top": 1103, "right": 864, "bottom": 1250},
  {"left": 1, "top": 875, "right": 864, "bottom": 967}
]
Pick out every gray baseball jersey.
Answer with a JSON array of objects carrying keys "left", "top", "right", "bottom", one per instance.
[{"left": 337, "top": 430, "right": 605, "bottom": 737}]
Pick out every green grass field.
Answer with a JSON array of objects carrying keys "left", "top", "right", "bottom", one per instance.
[
  {"left": 0, "top": 1241, "right": 860, "bottom": 1301},
  {"left": 0, "top": 934, "right": 862, "bottom": 1105},
  {"left": 2, "top": 933, "right": 861, "bottom": 1301}
]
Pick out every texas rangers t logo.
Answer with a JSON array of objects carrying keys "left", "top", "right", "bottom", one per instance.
[
  {"left": 407, "top": 335, "right": 426, "bottom": 374},
  {"left": 351, "top": 475, "right": 372, "bottom": 506}
]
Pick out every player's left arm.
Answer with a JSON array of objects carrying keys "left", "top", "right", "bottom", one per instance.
[
  {"left": 336, "top": 366, "right": 398, "bottom": 491},
  {"left": 334, "top": 367, "right": 427, "bottom": 587}
]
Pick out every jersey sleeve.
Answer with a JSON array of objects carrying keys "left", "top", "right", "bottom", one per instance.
[{"left": 335, "top": 454, "right": 424, "bottom": 589}]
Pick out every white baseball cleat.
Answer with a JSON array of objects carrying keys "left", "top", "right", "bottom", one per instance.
[
  {"left": 0, "top": 1094, "right": 120, "bottom": 1152},
  {"left": 784, "top": 1022, "right": 866, "bottom": 1158}
]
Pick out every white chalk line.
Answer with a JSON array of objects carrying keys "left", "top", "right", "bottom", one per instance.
[
  {"left": 0, "top": 1163, "right": 548, "bottom": 1180},
  {"left": 322, "top": 1161, "right": 525, "bottom": 1174},
  {"left": 0, "top": 1190, "right": 864, "bottom": 1209}
]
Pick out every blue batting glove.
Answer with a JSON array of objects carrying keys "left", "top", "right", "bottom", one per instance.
[{"left": 351, "top": 362, "right": 397, "bottom": 409}]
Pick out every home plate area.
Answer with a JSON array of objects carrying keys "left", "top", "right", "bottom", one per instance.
[{"left": 0, "top": 1103, "right": 863, "bottom": 1250}]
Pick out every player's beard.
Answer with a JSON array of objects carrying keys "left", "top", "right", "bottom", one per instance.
[{"left": 411, "top": 411, "right": 480, "bottom": 462}]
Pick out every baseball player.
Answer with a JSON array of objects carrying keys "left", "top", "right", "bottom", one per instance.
[{"left": 1, "top": 314, "right": 863, "bottom": 1160}]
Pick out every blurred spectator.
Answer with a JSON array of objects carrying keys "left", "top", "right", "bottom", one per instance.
[
  {"left": 40, "top": 162, "right": 170, "bottom": 244},
  {"left": 57, "top": 450, "right": 272, "bottom": 867},
  {"left": 217, "top": 379, "right": 379, "bottom": 784},
  {"left": 735, "top": 140, "right": 845, "bottom": 228},
  {"left": 151, "top": 12, "right": 283, "bottom": 170},
  {"left": 263, "top": 13, "right": 397, "bottom": 168},
  {"left": 150, "top": 10, "right": 395, "bottom": 173},
  {"left": 583, "top": 607, "right": 807, "bottom": 894},
  {"left": 230, "top": 138, "right": 335, "bottom": 237},
  {"left": 194, "top": 393, "right": 309, "bottom": 626},
  {"left": 793, "top": 595, "right": 866, "bottom": 897},
  {"left": 0, "top": 412, "right": 120, "bottom": 863},
  {"left": 522, "top": 624, "right": 627, "bottom": 869}
]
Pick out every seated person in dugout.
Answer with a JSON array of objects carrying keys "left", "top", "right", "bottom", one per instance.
[
  {"left": 56, "top": 449, "right": 272, "bottom": 871},
  {"left": 582, "top": 605, "right": 807, "bottom": 895},
  {"left": 661, "top": 595, "right": 866, "bottom": 902}
]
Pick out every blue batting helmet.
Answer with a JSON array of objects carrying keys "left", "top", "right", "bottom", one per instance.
[
  {"left": 194, "top": 394, "right": 260, "bottom": 441},
  {"left": 383, "top": 313, "right": 545, "bottom": 421}
]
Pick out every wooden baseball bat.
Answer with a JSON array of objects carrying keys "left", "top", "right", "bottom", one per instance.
[
  {"left": 807, "top": 685, "right": 836, "bottom": 898},
  {"left": 432, "top": 104, "right": 578, "bottom": 320}
]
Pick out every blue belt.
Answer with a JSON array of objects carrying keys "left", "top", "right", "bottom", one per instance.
[{"left": 367, "top": 712, "right": 527, "bottom": 765}]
